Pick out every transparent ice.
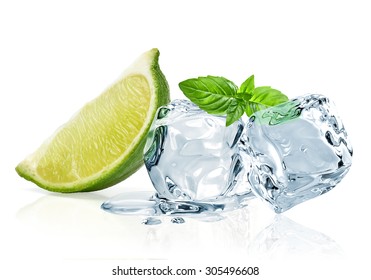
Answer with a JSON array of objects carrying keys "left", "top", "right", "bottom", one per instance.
[
  {"left": 102, "top": 100, "right": 254, "bottom": 223},
  {"left": 245, "top": 94, "right": 353, "bottom": 213},
  {"left": 143, "top": 99, "right": 252, "bottom": 203},
  {"left": 101, "top": 94, "right": 353, "bottom": 222}
]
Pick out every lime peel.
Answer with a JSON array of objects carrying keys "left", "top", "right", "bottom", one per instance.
[{"left": 16, "top": 48, "right": 170, "bottom": 193}]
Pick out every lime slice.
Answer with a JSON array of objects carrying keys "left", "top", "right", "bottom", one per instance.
[{"left": 16, "top": 48, "right": 170, "bottom": 192}]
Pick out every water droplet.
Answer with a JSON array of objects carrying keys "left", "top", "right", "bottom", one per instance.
[
  {"left": 142, "top": 217, "right": 161, "bottom": 225},
  {"left": 159, "top": 201, "right": 172, "bottom": 213},
  {"left": 171, "top": 217, "right": 185, "bottom": 224}
]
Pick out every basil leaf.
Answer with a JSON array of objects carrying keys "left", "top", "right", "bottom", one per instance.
[
  {"left": 179, "top": 74, "right": 289, "bottom": 126},
  {"left": 239, "top": 74, "right": 255, "bottom": 94},
  {"left": 226, "top": 99, "right": 245, "bottom": 126},
  {"left": 245, "top": 87, "right": 289, "bottom": 116},
  {"left": 179, "top": 76, "right": 238, "bottom": 115}
]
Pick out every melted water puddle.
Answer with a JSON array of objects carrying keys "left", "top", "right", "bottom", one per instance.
[{"left": 101, "top": 191, "right": 250, "bottom": 225}]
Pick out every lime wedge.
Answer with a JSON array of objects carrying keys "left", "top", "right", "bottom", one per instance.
[{"left": 16, "top": 48, "right": 170, "bottom": 192}]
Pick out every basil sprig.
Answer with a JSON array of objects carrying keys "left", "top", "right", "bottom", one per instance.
[{"left": 179, "top": 75, "right": 288, "bottom": 126}]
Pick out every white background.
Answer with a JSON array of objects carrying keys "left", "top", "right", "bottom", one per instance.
[{"left": 0, "top": 0, "right": 369, "bottom": 279}]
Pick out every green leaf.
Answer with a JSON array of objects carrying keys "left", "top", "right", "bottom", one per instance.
[
  {"left": 239, "top": 74, "right": 255, "bottom": 94},
  {"left": 226, "top": 99, "right": 245, "bottom": 126},
  {"left": 179, "top": 74, "right": 289, "bottom": 127},
  {"left": 179, "top": 76, "right": 239, "bottom": 115},
  {"left": 254, "top": 100, "right": 302, "bottom": 125},
  {"left": 236, "top": 91, "right": 253, "bottom": 102},
  {"left": 245, "top": 87, "right": 289, "bottom": 116}
]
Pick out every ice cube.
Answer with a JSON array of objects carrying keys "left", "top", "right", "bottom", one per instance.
[
  {"left": 144, "top": 100, "right": 252, "bottom": 202},
  {"left": 246, "top": 94, "right": 353, "bottom": 213}
]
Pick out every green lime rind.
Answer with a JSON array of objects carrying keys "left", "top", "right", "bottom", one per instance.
[{"left": 15, "top": 49, "right": 170, "bottom": 193}]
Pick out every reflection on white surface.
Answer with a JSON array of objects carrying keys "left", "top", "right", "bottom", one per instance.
[
  {"left": 248, "top": 215, "right": 343, "bottom": 259},
  {"left": 16, "top": 193, "right": 342, "bottom": 260}
]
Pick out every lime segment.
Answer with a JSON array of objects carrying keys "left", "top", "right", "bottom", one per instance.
[{"left": 16, "top": 49, "right": 170, "bottom": 192}]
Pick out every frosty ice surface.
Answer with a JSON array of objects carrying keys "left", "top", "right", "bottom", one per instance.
[
  {"left": 143, "top": 100, "right": 252, "bottom": 202},
  {"left": 246, "top": 94, "right": 353, "bottom": 213}
]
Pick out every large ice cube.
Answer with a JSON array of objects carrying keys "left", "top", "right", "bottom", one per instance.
[
  {"left": 246, "top": 94, "right": 353, "bottom": 213},
  {"left": 144, "top": 100, "right": 252, "bottom": 202}
]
